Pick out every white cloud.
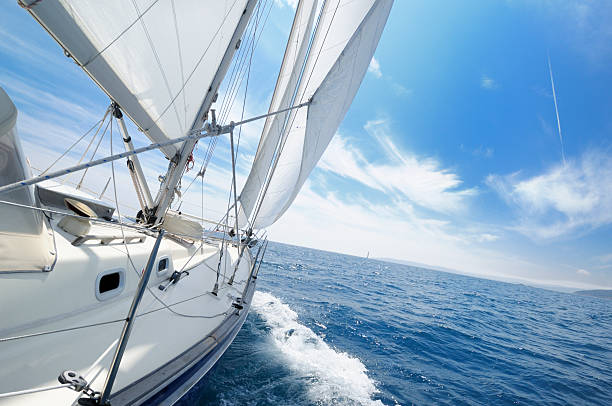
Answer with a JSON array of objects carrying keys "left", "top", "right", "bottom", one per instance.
[
  {"left": 319, "top": 119, "right": 476, "bottom": 214},
  {"left": 576, "top": 269, "right": 590, "bottom": 276},
  {"left": 391, "top": 82, "right": 411, "bottom": 96},
  {"left": 1, "top": 71, "right": 103, "bottom": 124},
  {"left": 0, "top": 26, "right": 66, "bottom": 69},
  {"left": 487, "top": 149, "right": 612, "bottom": 240},
  {"left": 596, "top": 253, "right": 612, "bottom": 264},
  {"left": 477, "top": 233, "right": 499, "bottom": 242},
  {"left": 460, "top": 144, "right": 494, "bottom": 158},
  {"left": 269, "top": 181, "right": 610, "bottom": 290},
  {"left": 274, "top": 0, "right": 298, "bottom": 9},
  {"left": 368, "top": 57, "right": 382, "bottom": 78},
  {"left": 522, "top": 0, "right": 612, "bottom": 68},
  {"left": 474, "top": 146, "right": 494, "bottom": 158},
  {"left": 480, "top": 75, "right": 498, "bottom": 90},
  {"left": 593, "top": 253, "right": 612, "bottom": 270}
]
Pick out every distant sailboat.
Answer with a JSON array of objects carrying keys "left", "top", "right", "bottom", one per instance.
[
  {"left": 360, "top": 251, "right": 370, "bottom": 265},
  {"left": 0, "top": 0, "right": 393, "bottom": 404}
]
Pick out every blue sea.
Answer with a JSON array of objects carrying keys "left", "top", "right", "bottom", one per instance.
[{"left": 177, "top": 242, "right": 612, "bottom": 405}]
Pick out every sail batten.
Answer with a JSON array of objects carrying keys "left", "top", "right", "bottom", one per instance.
[{"left": 25, "top": 0, "right": 250, "bottom": 158}]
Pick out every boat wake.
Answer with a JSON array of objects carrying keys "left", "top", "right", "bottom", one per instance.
[{"left": 252, "top": 291, "right": 385, "bottom": 406}]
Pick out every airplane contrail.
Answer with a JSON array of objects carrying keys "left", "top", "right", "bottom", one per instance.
[{"left": 547, "top": 54, "right": 567, "bottom": 166}]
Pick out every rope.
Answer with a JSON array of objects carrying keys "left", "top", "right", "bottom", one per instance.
[
  {"left": 174, "top": 0, "right": 273, "bottom": 216},
  {"left": 83, "top": 339, "right": 119, "bottom": 381},
  {"left": 108, "top": 123, "right": 237, "bottom": 320},
  {"left": 174, "top": 0, "right": 267, "bottom": 211},
  {"left": 151, "top": 0, "right": 244, "bottom": 126},
  {"left": 220, "top": 0, "right": 273, "bottom": 124},
  {"left": 76, "top": 117, "right": 111, "bottom": 189},
  {"left": 0, "top": 318, "right": 127, "bottom": 343},
  {"left": 0, "top": 383, "right": 72, "bottom": 399},
  {"left": 226, "top": 13, "right": 257, "bottom": 282},
  {"left": 217, "top": 0, "right": 265, "bottom": 122},
  {"left": 40, "top": 111, "right": 108, "bottom": 176},
  {"left": 0, "top": 199, "right": 150, "bottom": 233}
]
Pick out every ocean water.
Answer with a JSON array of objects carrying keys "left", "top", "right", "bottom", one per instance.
[{"left": 177, "top": 242, "right": 612, "bottom": 405}]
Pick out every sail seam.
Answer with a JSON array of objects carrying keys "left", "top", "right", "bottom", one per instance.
[
  {"left": 150, "top": 0, "right": 243, "bottom": 128},
  {"left": 81, "top": 0, "right": 161, "bottom": 67},
  {"left": 277, "top": 0, "right": 387, "bottom": 224},
  {"left": 132, "top": 0, "right": 184, "bottom": 135},
  {"left": 171, "top": 0, "right": 188, "bottom": 130},
  {"left": 251, "top": 0, "right": 339, "bottom": 226}
]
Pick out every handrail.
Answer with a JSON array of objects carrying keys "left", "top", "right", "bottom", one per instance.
[{"left": 72, "top": 234, "right": 145, "bottom": 247}]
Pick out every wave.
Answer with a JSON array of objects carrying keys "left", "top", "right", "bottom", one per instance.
[{"left": 252, "top": 291, "right": 385, "bottom": 406}]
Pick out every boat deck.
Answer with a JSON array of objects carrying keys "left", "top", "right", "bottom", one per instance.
[{"left": 0, "top": 213, "right": 256, "bottom": 405}]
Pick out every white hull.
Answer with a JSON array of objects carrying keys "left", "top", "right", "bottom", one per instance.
[{"left": 0, "top": 211, "right": 257, "bottom": 405}]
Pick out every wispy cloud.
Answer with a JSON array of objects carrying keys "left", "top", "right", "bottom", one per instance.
[
  {"left": 319, "top": 119, "right": 476, "bottom": 214},
  {"left": 540, "top": 0, "right": 612, "bottom": 67},
  {"left": 480, "top": 75, "right": 498, "bottom": 90},
  {"left": 461, "top": 144, "right": 494, "bottom": 158},
  {"left": 367, "top": 60, "right": 411, "bottom": 96},
  {"left": 368, "top": 57, "right": 382, "bottom": 78},
  {"left": 477, "top": 233, "right": 499, "bottom": 242},
  {"left": 593, "top": 253, "right": 612, "bottom": 270},
  {"left": 487, "top": 149, "right": 612, "bottom": 240},
  {"left": 1, "top": 71, "right": 103, "bottom": 125},
  {"left": 274, "top": 0, "right": 298, "bottom": 9},
  {"left": 0, "top": 26, "right": 66, "bottom": 69},
  {"left": 576, "top": 268, "right": 590, "bottom": 276},
  {"left": 390, "top": 82, "right": 411, "bottom": 97},
  {"left": 270, "top": 180, "right": 609, "bottom": 289}
]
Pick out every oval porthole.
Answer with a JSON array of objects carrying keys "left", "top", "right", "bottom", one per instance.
[{"left": 95, "top": 268, "right": 125, "bottom": 301}]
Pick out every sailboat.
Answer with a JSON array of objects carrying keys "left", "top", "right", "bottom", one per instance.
[{"left": 0, "top": 0, "right": 393, "bottom": 404}]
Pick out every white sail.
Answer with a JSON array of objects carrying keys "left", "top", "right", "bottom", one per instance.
[
  {"left": 250, "top": 0, "right": 393, "bottom": 228},
  {"left": 24, "top": 0, "right": 250, "bottom": 158},
  {"left": 239, "top": 0, "right": 318, "bottom": 226}
]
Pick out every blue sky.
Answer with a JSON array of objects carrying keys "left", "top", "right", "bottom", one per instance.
[{"left": 1, "top": 0, "right": 611, "bottom": 290}]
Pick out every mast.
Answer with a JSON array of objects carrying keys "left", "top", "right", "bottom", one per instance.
[{"left": 152, "top": 0, "right": 259, "bottom": 226}]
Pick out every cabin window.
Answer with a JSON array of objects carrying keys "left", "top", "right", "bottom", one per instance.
[
  {"left": 95, "top": 268, "right": 125, "bottom": 301},
  {"left": 100, "top": 273, "right": 120, "bottom": 293},
  {"left": 157, "top": 256, "right": 171, "bottom": 276}
]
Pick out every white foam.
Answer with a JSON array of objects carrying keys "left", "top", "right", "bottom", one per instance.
[{"left": 252, "top": 291, "right": 385, "bottom": 405}]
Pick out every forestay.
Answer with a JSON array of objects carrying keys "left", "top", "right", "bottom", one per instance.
[
  {"left": 238, "top": 0, "right": 318, "bottom": 226},
  {"left": 23, "top": 0, "right": 250, "bottom": 158},
  {"left": 242, "top": 0, "right": 393, "bottom": 229}
]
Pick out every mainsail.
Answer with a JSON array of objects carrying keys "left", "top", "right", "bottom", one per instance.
[
  {"left": 240, "top": 0, "right": 394, "bottom": 229},
  {"left": 23, "top": 0, "right": 251, "bottom": 158}
]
